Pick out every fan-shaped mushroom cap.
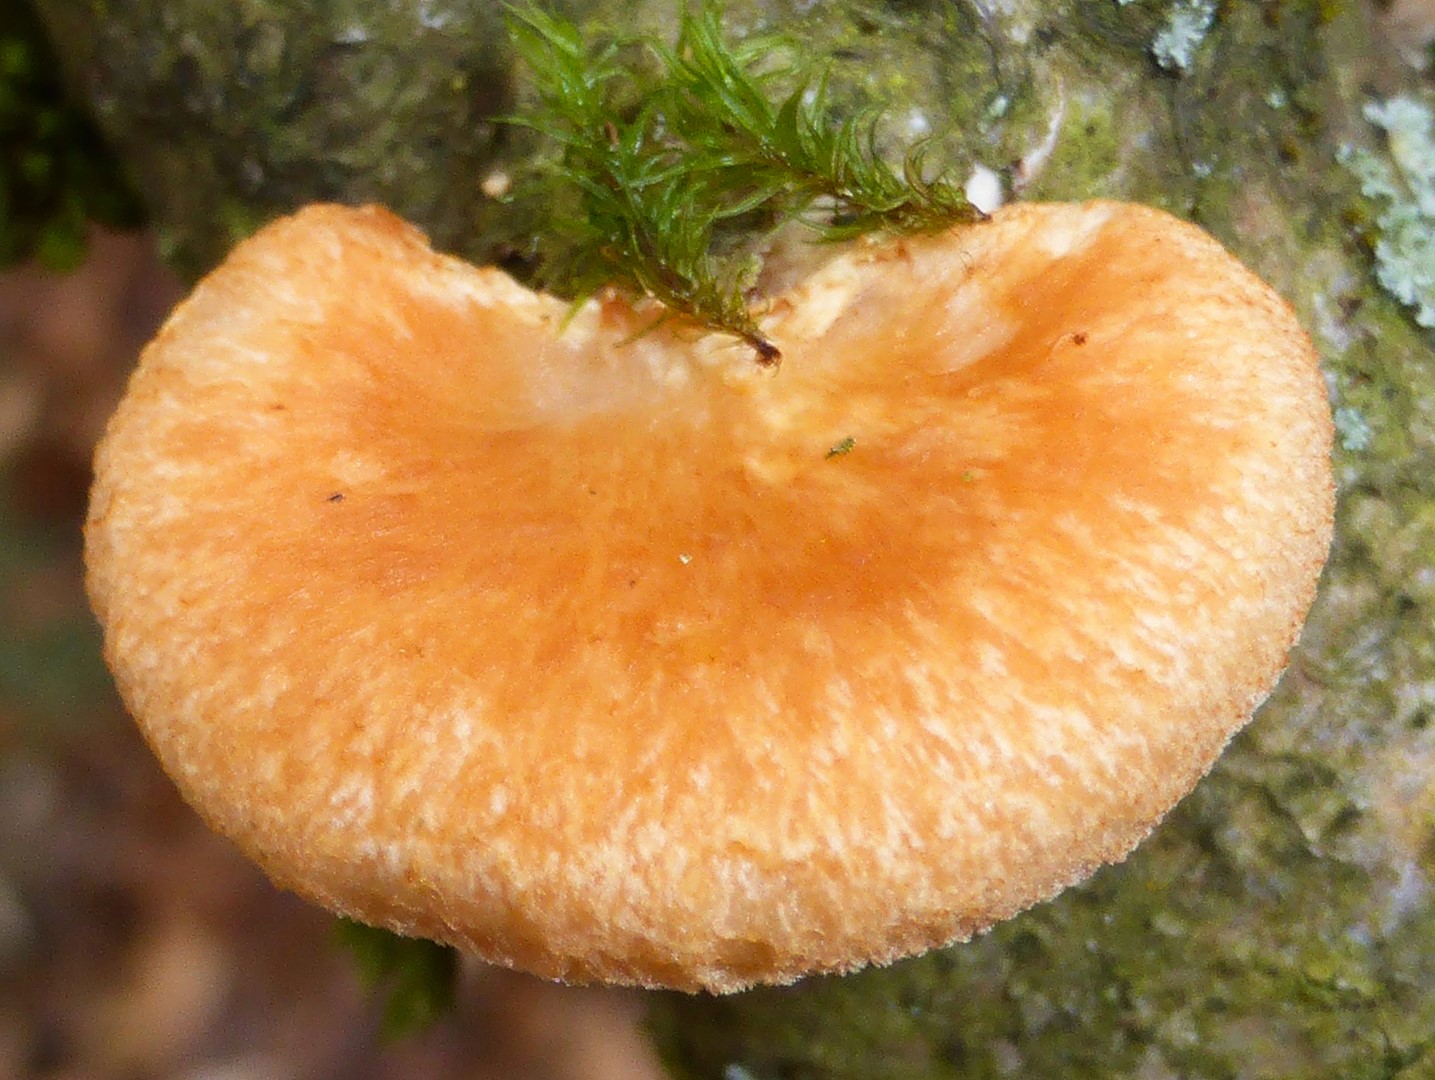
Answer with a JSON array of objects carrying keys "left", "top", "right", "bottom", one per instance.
[{"left": 85, "top": 201, "right": 1332, "bottom": 993}]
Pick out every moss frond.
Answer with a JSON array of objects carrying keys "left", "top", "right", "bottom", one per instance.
[
  {"left": 506, "top": 3, "right": 981, "bottom": 360},
  {"left": 333, "top": 919, "right": 458, "bottom": 1039}
]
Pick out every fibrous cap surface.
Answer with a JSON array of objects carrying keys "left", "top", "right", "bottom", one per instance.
[{"left": 85, "top": 201, "right": 1333, "bottom": 992}]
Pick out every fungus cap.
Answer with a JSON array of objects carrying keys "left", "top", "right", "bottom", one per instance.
[{"left": 85, "top": 201, "right": 1333, "bottom": 993}]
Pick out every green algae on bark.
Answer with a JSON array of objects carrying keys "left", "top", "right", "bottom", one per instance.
[{"left": 30, "top": 0, "right": 521, "bottom": 280}]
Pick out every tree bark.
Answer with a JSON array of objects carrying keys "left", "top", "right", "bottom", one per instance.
[{"left": 33, "top": 0, "right": 1435, "bottom": 1076}]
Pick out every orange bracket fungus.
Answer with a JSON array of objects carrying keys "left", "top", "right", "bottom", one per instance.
[{"left": 85, "top": 201, "right": 1333, "bottom": 993}]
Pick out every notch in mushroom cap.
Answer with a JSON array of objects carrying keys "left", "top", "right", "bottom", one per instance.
[{"left": 84, "top": 200, "right": 1333, "bottom": 993}]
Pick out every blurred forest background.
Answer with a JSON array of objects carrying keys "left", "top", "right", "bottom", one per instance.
[
  {"left": 0, "top": 220, "right": 666, "bottom": 1079},
  {"left": 0, "top": 160, "right": 680, "bottom": 1080},
  {"left": 0, "top": 4, "right": 665, "bottom": 1076}
]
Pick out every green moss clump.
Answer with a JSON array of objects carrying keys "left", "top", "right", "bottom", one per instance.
[
  {"left": 332, "top": 919, "right": 459, "bottom": 1040},
  {"left": 505, "top": 4, "right": 981, "bottom": 354}
]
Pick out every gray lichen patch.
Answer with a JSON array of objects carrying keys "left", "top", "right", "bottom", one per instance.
[
  {"left": 1153, "top": 0, "right": 1217, "bottom": 71},
  {"left": 1341, "top": 93, "right": 1435, "bottom": 331}
]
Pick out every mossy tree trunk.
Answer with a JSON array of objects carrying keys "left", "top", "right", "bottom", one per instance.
[{"left": 29, "top": 0, "right": 1435, "bottom": 1076}]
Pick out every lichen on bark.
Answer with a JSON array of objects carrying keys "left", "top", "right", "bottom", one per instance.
[{"left": 29, "top": 0, "right": 1435, "bottom": 1075}]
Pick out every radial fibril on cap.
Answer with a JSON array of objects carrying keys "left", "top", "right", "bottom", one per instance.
[{"left": 84, "top": 200, "right": 1333, "bottom": 993}]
